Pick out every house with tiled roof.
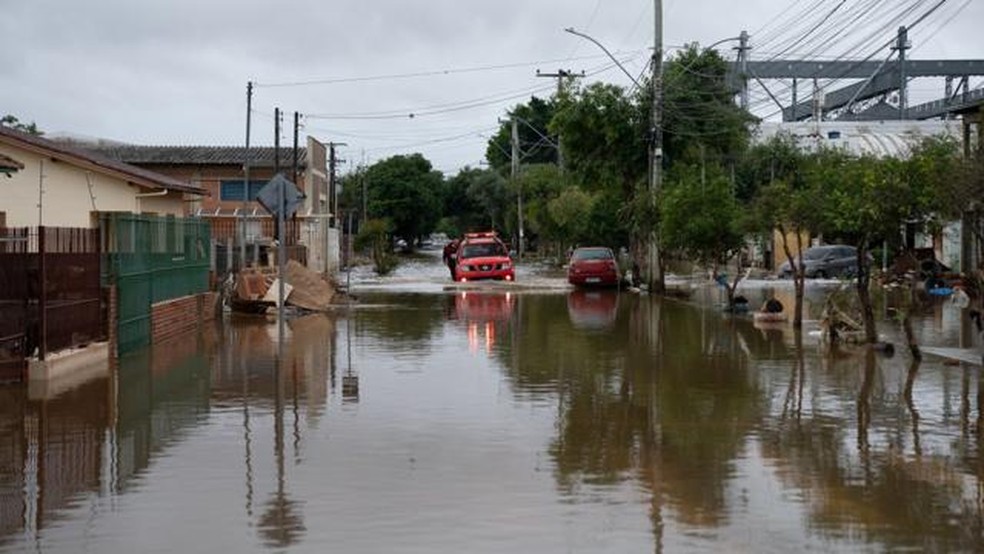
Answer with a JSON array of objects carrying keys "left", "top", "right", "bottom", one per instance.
[
  {"left": 0, "top": 126, "right": 205, "bottom": 228},
  {"left": 82, "top": 138, "right": 339, "bottom": 275}
]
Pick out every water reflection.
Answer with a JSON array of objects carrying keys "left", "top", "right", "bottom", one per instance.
[
  {"left": 451, "top": 291, "right": 515, "bottom": 354},
  {"left": 2, "top": 285, "right": 984, "bottom": 551},
  {"left": 0, "top": 327, "right": 214, "bottom": 550},
  {"left": 566, "top": 289, "right": 618, "bottom": 330}
]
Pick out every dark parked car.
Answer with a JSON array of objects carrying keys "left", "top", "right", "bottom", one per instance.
[{"left": 778, "top": 245, "right": 866, "bottom": 279}]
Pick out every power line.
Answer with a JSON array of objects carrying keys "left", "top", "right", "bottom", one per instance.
[{"left": 254, "top": 51, "right": 644, "bottom": 88}]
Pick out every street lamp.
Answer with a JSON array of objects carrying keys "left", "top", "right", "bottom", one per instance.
[{"left": 564, "top": 28, "right": 642, "bottom": 89}]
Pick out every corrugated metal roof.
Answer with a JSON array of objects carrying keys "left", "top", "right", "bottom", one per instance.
[
  {"left": 0, "top": 126, "right": 205, "bottom": 194},
  {"left": 755, "top": 120, "right": 961, "bottom": 158}
]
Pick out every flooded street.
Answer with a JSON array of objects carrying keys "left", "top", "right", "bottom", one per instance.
[{"left": 3, "top": 252, "right": 984, "bottom": 552}]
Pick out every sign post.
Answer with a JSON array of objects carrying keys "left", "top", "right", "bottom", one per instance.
[{"left": 255, "top": 174, "right": 304, "bottom": 328}]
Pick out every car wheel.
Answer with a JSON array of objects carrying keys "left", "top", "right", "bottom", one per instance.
[{"left": 814, "top": 270, "right": 827, "bottom": 279}]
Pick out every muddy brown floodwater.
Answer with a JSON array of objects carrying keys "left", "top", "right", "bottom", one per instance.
[{"left": 2, "top": 258, "right": 984, "bottom": 552}]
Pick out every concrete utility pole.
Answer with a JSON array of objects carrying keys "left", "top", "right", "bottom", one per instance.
[
  {"left": 242, "top": 81, "right": 253, "bottom": 269},
  {"left": 361, "top": 149, "right": 368, "bottom": 223},
  {"left": 649, "top": 0, "right": 664, "bottom": 293},
  {"left": 737, "top": 31, "right": 751, "bottom": 112},
  {"left": 274, "top": 107, "right": 282, "bottom": 174},
  {"left": 511, "top": 117, "right": 523, "bottom": 258},
  {"left": 292, "top": 111, "right": 300, "bottom": 185},
  {"left": 274, "top": 107, "right": 282, "bottom": 253},
  {"left": 328, "top": 142, "right": 347, "bottom": 229},
  {"left": 893, "top": 25, "right": 911, "bottom": 119}
]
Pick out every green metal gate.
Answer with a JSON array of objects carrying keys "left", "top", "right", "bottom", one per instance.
[{"left": 102, "top": 214, "right": 211, "bottom": 355}]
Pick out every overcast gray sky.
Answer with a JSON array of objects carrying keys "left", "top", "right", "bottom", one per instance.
[{"left": 3, "top": 0, "right": 982, "bottom": 175}]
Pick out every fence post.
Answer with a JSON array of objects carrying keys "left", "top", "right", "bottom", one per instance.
[{"left": 38, "top": 225, "right": 47, "bottom": 360}]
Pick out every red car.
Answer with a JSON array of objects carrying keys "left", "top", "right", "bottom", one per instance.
[
  {"left": 453, "top": 232, "right": 515, "bottom": 282},
  {"left": 567, "top": 247, "right": 620, "bottom": 287}
]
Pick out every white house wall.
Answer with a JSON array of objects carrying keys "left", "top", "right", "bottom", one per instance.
[{"left": 0, "top": 144, "right": 184, "bottom": 227}]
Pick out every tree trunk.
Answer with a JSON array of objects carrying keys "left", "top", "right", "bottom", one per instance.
[
  {"left": 856, "top": 239, "right": 878, "bottom": 344},
  {"left": 778, "top": 224, "right": 805, "bottom": 329}
]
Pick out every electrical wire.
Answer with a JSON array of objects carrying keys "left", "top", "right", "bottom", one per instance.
[{"left": 254, "top": 51, "right": 642, "bottom": 88}]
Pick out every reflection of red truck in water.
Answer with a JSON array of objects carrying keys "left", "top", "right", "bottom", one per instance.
[
  {"left": 453, "top": 291, "right": 515, "bottom": 323},
  {"left": 452, "top": 291, "right": 515, "bottom": 354}
]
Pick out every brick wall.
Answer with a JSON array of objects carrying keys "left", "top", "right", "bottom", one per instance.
[{"left": 150, "top": 292, "right": 218, "bottom": 345}]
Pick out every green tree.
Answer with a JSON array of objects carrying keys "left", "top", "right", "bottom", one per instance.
[
  {"left": 466, "top": 168, "right": 510, "bottom": 232},
  {"left": 550, "top": 82, "right": 649, "bottom": 266},
  {"left": 439, "top": 166, "right": 489, "bottom": 238},
  {"left": 661, "top": 163, "right": 746, "bottom": 305},
  {"left": 0, "top": 115, "right": 42, "bottom": 135},
  {"left": 744, "top": 134, "right": 819, "bottom": 328},
  {"left": 819, "top": 147, "right": 946, "bottom": 343},
  {"left": 354, "top": 218, "right": 397, "bottom": 275},
  {"left": 485, "top": 96, "right": 558, "bottom": 174},
  {"left": 547, "top": 187, "right": 596, "bottom": 250},
  {"left": 364, "top": 154, "right": 443, "bottom": 249},
  {"left": 661, "top": 44, "right": 754, "bottom": 171}
]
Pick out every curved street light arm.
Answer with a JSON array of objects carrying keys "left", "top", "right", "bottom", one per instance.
[{"left": 564, "top": 27, "right": 642, "bottom": 89}]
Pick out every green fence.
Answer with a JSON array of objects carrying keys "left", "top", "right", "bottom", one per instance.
[{"left": 101, "top": 213, "right": 211, "bottom": 354}]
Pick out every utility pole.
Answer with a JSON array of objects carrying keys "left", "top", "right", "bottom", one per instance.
[
  {"left": 241, "top": 81, "right": 253, "bottom": 269},
  {"left": 536, "top": 69, "right": 582, "bottom": 171},
  {"left": 737, "top": 31, "right": 751, "bottom": 112},
  {"left": 361, "top": 150, "right": 368, "bottom": 223},
  {"left": 328, "top": 142, "right": 347, "bottom": 229},
  {"left": 649, "top": 0, "right": 664, "bottom": 293},
  {"left": 511, "top": 117, "right": 523, "bottom": 259},
  {"left": 893, "top": 25, "right": 911, "bottom": 119},
  {"left": 292, "top": 111, "right": 300, "bottom": 185},
  {"left": 274, "top": 107, "right": 282, "bottom": 175},
  {"left": 328, "top": 143, "right": 336, "bottom": 229}
]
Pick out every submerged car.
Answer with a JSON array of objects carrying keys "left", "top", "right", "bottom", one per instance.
[
  {"left": 453, "top": 232, "right": 515, "bottom": 282},
  {"left": 568, "top": 247, "right": 620, "bottom": 287},
  {"left": 778, "top": 245, "right": 865, "bottom": 278}
]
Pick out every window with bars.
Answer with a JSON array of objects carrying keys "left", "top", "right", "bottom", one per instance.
[{"left": 219, "top": 180, "right": 267, "bottom": 202}]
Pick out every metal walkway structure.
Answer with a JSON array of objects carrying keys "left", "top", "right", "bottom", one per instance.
[{"left": 728, "top": 26, "right": 984, "bottom": 122}]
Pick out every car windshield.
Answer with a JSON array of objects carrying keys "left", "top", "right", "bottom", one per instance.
[
  {"left": 461, "top": 242, "right": 506, "bottom": 258},
  {"left": 572, "top": 248, "right": 612, "bottom": 261},
  {"left": 803, "top": 247, "right": 837, "bottom": 260}
]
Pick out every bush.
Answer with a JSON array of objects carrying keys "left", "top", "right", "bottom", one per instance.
[{"left": 355, "top": 219, "right": 399, "bottom": 275}]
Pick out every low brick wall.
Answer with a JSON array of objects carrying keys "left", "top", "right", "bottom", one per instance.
[{"left": 150, "top": 292, "right": 218, "bottom": 345}]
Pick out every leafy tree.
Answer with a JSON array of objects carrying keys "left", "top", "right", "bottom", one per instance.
[
  {"left": 547, "top": 187, "right": 596, "bottom": 250},
  {"left": 354, "top": 218, "right": 397, "bottom": 275},
  {"left": 550, "top": 83, "right": 648, "bottom": 198},
  {"left": 661, "top": 45, "right": 754, "bottom": 170},
  {"left": 550, "top": 82, "right": 649, "bottom": 268},
  {"left": 661, "top": 163, "right": 746, "bottom": 305},
  {"left": 744, "top": 134, "right": 819, "bottom": 328},
  {"left": 485, "top": 96, "right": 559, "bottom": 174},
  {"left": 440, "top": 166, "right": 489, "bottom": 237},
  {"left": 819, "top": 146, "right": 946, "bottom": 343},
  {"left": 364, "top": 154, "right": 442, "bottom": 249},
  {"left": 466, "top": 169, "right": 510, "bottom": 232},
  {"left": 0, "top": 115, "right": 42, "bottom": 135}
]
